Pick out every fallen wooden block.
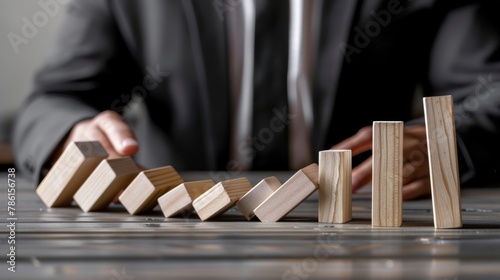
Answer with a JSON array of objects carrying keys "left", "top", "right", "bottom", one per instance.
[
  {"left": 73, "top": 157, "right": 140, "bottom": 212},
  {"left": 158, "top": 180, "right": 215, "bottom": 218},
  {"left": 236, "top": 176, "right": 281, "bottom": 220},
  {"left": 318, "top": 150, "right": 352, "bottom": 223},
  {"left": 372, "top": 121, "right": 403, "bottom": 227},
  {"left": 192, "top": 178, "right": 252, "bottom": 221},
  {"left": 118, "top": 166, "right": 184, "bottom": 215},
  {"left": 424, "top": 95, "right": 462, "bottom": 229},
  {"left": 36, "top": 141, "right": 108, "bottom": 207},
  {"left": 254, "top": 163, "right": 319, "bottom": 222}
]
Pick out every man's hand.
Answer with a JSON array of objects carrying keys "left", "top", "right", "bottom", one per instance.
[
  {"left": 52, "top": 111, "right": 141, "bottom": 204},
  {"left": 331, "top": 124, "right": 431, "bottom": 200},
  {"left": 53, "top": 110, "right": 139, "bottom": 161}
]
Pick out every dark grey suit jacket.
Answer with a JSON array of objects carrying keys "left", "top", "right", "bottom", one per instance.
[{"left": 13, "top": 0, "right": 500, "bottom": 187}]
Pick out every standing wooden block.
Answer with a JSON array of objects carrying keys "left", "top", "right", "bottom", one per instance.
[
  {"left": 118, "top": 166, "right": 184, "bottom": 215},
  {"left": 372, "top": 121, "right": 403, "bottom": 227},
  {"left": 318, "top": 150, "right": 352, "bottom": 223},
  {"left": 158, "top": 180, "right": 215, "bottom": 218},
  {"left": 73, "top": 157, "right": 140, "bottom": 212},
  {"left": 192, "top": 178, "right": 252, "bottom": 221},
  {"left": 254, "top": 163, "right": 319, "bottom": 222},
  {"left": 36, "top": 141, "right": 108, "bottom": 207},
  {"left": 236, "top": 177, "right": 281, "bottom": 220},
  {"left": 424, "top": 95, "right": 462, "bottom": 229}
]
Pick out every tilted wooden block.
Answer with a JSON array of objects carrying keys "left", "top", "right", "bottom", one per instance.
[
  {"left": 424, "top": 95, "right": 462, "bottom": 229},
  {"left": 36, "top": 141, "right": 108, "bottom": 207},
  {"left": 192, "top": 178, "right": 252, "bottom": 221},
  {"left": 372, "top": 121, "right": 403, "bottom": 227},
  {"left": 236, "top": 176, "right": 281, "bottom": 220},
  {"left": 73, "top": 157, "right": 140, "bottom": 212},
  {"left": 254, "top": 163, "right": 319, "bottom": 222},
  {"left": 118, "top": 166, "right": 184, "bottom": 215},
  {"left": 158, "top": 180, "right": 215, "bottom": 218},
  {"left": 318, "top": 150, "right": 352, "bottom": 224}
]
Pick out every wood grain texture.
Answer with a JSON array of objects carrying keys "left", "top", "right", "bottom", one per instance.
[
  {"left": 236, "top": 176, "right": 281, "bottom": 220},
  {"left": 5, "top": 171, "right": 500, "bottom": 280},
  {"left": 36, "top": 141, "right": 108, "bottom": 207},
  {"left": 254, "top": 164, "right": 319, "bottom": 222},
  {"left": 192, "top": 178, "right": 252, "bottom": 221},
  {"left": 118, "top": 166, "right": 184, "bottom": 215},
  {"left": 372, "top": 121, "right": 403, "bottom": 227},
  {"left": 318, "top": 150, "right": 352, "bottom": 223},
  {"left": 158, "top": 180, "right": 215, "bottom": 218},
  {"left": 424, "top": 95, "right": 462, "bottom": 229},
  {"left": 73, "top": 157, "right": 140, "bottom": 212}
]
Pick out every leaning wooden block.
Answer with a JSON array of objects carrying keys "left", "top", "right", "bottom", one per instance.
[
  {"left": 254, "top": 163, "right": 319, "bottom": 222},
  {"left": 118, "top": 166, "right": 183, "bottom": 215},
  {"left": 318, "top": 150, "right": 352, "bottom": 224},
  {"left": 36, "top": 141, "right": 108, "bottom": 207},
  {"left": 158, "top": 180, "right": 215, "bottom": 218},
  {"left": 192, "top": 178, "right": 252, "bottom": 221},
  {"left": 236, "top": 176, "right": 281, "bottom": 220},
  {"left": 73, "top": 157, "right": 140, "bottom": 212},
  {"left": 372, "top": 122, "right": 403, "bottom": 227},
  {"left": 424, "top": 95, "right": 462, "bottom": 229}
]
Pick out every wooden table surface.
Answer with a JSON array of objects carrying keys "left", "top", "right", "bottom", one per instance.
[{"left": 1, "top": 171, "right": 500, "bottom": 280}]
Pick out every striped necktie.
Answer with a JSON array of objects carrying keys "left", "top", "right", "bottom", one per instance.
[
  {"left": 288, "top": 0, "right": 316, "bottom": 170},
  {"left": 227, "top": 0, "right": 256, "bottom": 170},
  {"left": 228, "top": 0, "right": 316, "bottom": 171}
]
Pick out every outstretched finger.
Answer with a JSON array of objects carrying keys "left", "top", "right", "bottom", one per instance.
[
  {"left": 80, "top": 122, "right": 122, "bottom": 158},
  {"left": 95, "top": 111, "right": 139, "bottom": 156}
]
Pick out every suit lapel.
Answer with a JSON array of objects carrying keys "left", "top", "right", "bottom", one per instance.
[
  {"left": 313, "top": 0, "right": 358, "bottom": 152},
  {"left": 182, "top": 0, "right": 230, "bottom": 169}
]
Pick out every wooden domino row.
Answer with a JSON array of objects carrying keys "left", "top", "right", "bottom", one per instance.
[
  {"left": 36, "top": 142, "right": 321, "bottom": 221},
  {"left": 317, "top": 95, "right": 462, "bottom": 229},
  {"left": 36, "top": 96, "right": 462, "bottom": 226}
]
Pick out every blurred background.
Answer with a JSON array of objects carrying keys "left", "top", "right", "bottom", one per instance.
[{"left": 0, "top": 0, "right": 65, "bottom": 165}]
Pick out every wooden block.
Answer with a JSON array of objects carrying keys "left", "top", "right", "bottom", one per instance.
[
  {"left": 372, "top": 121, "right": 403, "bottom": 227},
  {"left": 36, "top": 141, "right": 108, "bottom": 207},
  {"left": 118, "top": 166, "right": 184, "bottom": 215},
  {"left": 254, "top": 163, "right": 319, "bottom": 222},
  {"left": 424, "top": 95, "right": 462, "bottom": 229},
  {"left": 158, "top": 180, "right": 215, "bottom": 218},
  {"left": 236, "top": 177, "right": 281, "bottom": 220},
  {"left": 318, "top": 150, "right": 352, "bottom": 223},
  {"left": 192, "top": 178, "right": 252, "bottom": 221},
  {"left": 73, "top": 157, "right": 140, "bottom": 212}
]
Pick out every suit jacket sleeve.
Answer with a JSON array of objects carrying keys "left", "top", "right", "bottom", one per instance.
[
  {"left": 428, "top": 1, "right": 500, "bottom": 186},
  {"left": 12, "top": 0, "right": 141, "bottom": 184}
]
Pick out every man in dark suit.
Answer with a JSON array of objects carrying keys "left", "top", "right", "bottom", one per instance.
[{"left": 13, "top": 0, "right": 500, "bottom": 200}]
